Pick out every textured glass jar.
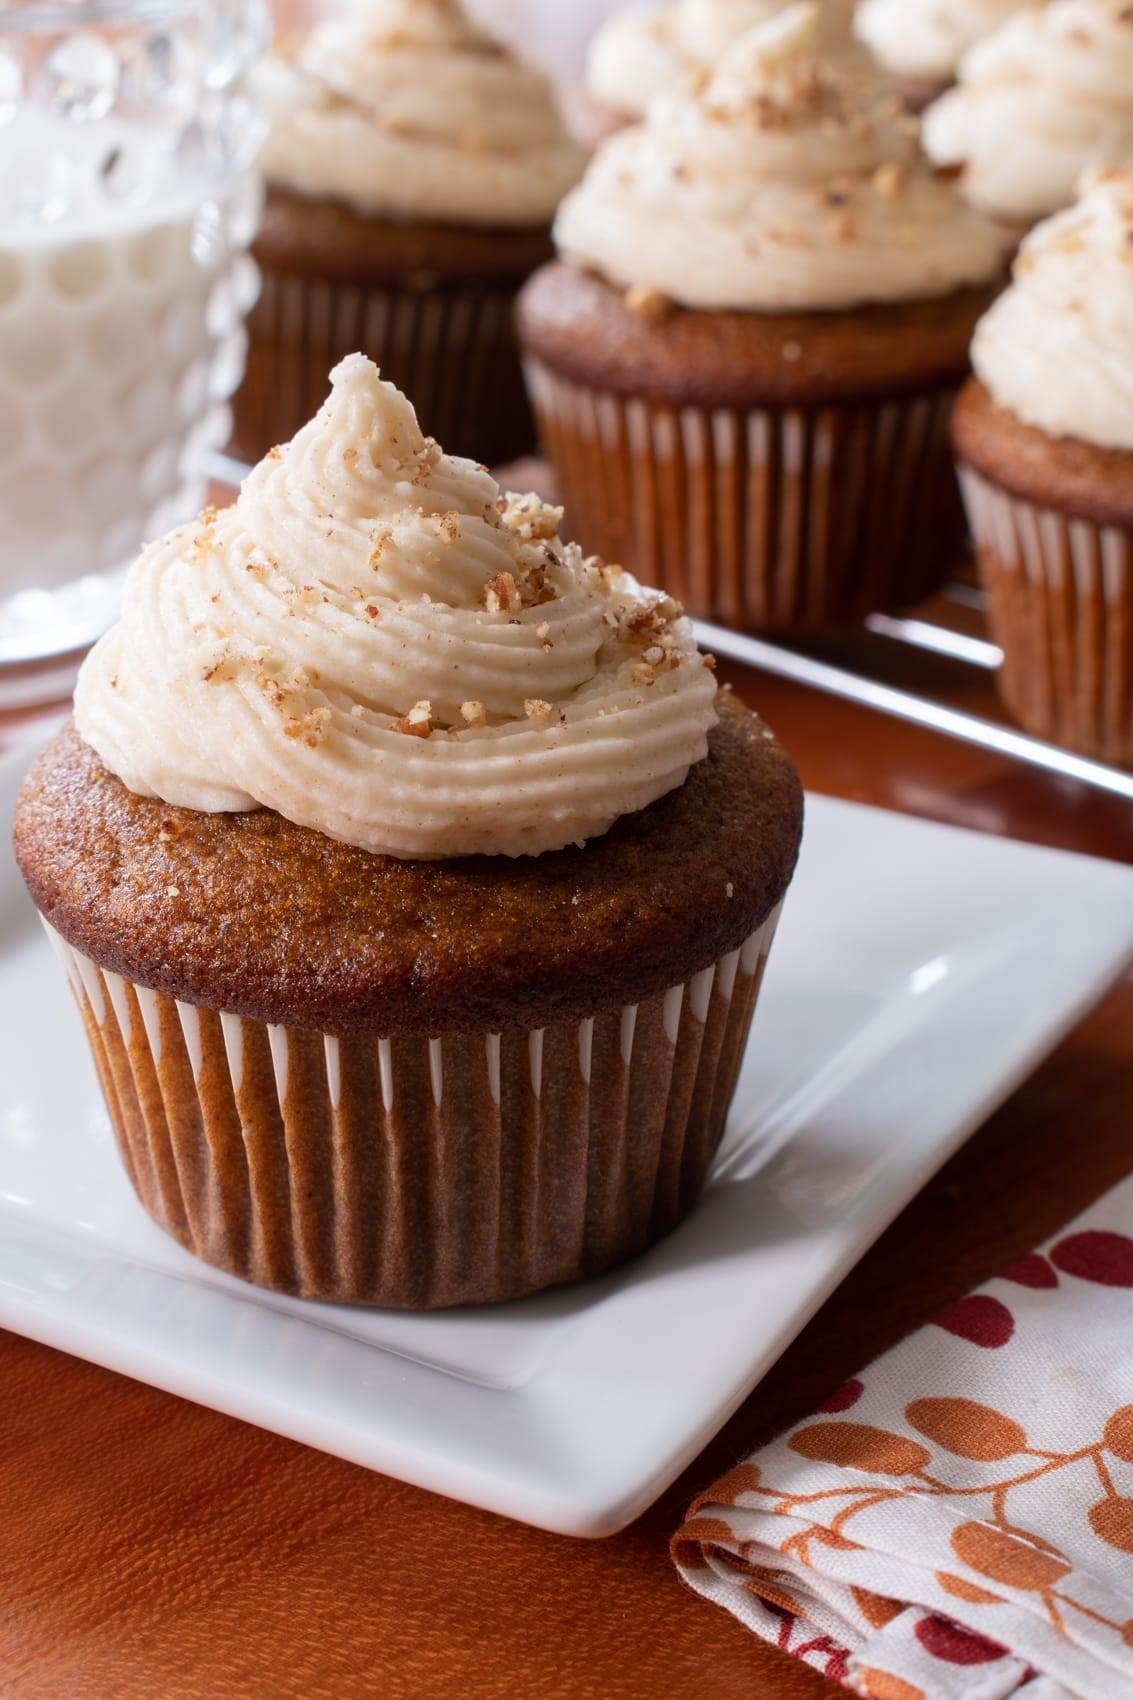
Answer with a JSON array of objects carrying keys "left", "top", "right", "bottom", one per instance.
[{"left": 0, "top": 0, "right": 270, "bottom": 698}]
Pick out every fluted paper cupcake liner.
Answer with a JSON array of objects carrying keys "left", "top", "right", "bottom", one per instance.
[
  {"left": 959, "top": 466, "right": 1133, "bottom": 765},
  {"left": 231, "top": 268, "right": 536, "bottom": 469},
  {"left": 524, "top": 358, "right": 961, "bottom": 631},
  {"left": 44, "top": 909, "right": 780, "bottom": 1309}
]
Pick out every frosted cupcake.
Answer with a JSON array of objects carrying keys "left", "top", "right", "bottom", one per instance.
[
  {"left": 229, "top": 0, "right": 584, "bottom": 468},
  {"left": 923, "top": 0, "right": 1133, "bottom": 244},
  {"left": 14, "top": 356, "right": 803, "bottom": 1309},
  {"left": 519, "top": 3, "right": 1003, "bottom": 632},
  {"left": 855, "top": 0, "right": 1040, "bottom": 112},
  {"left": 953, "top": 171, "right": 1133, "bottom": 766},
  {"left": 586, "top": 0, "right": 795, "bottom": 128}
]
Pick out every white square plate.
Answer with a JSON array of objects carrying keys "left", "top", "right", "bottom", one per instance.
[{"left": 2, "top": 743, "right": 1132, "bottom": 1536}]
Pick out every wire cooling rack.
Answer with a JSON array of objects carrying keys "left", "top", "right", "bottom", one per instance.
[
  {"left": 204, "top": 450, "right": 1133, "bottom": 806},
  {"left": 698, "top": 595, "right": 1133, "bottom": 804}
]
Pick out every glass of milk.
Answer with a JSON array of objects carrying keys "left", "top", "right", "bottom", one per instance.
[{"left": 0, "top": 0, "right": 270, "bottom": 703}]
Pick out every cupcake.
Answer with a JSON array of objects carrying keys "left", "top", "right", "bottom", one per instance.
[
  {"left": 854, "top": 0, "right": 1040, "bottom": 113},
  {"left": 923, "top": 0, "right": 1133, "bottom": 246},
  {"left": 14, "top": 355, "right": 803, "bottom": 1310},
  {"left": 519, "top": 3, "right": 1003, "bottom": 633},
  {"left": 228, "top": 0, "right": 585, "bottom": 470},
  {"left": 586, "top": 0, "right": 795, "bottom": 129},
  {"left": 952, "top": 171, "right": 1133, "bottom": 767}
]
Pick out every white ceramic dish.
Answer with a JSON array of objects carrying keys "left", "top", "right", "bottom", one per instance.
[{"left": 3, "top": 741, "right": 1132, "bottom": 1536}]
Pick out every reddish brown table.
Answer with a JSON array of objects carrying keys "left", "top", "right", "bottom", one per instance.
[{"left": 3, "top": 644, "right": 1132, "bottom": 1700}]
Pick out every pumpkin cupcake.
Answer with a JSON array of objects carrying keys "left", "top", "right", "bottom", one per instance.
[
  {"left": 953, "top": 170, "right": 1133, "bottom": 767},
  {"left": 229, "top": 0, "right": 584, "bottom": 469},
  {"left": 520, "top": 2, "right": 1003, "bottom": 632},
  {"left": 855, "top": 0, "right": 1040, "bottom": 113},
  {"left": 923, "top": 0, "right": 1133, "bottom": 247},
  {"left": 14, "top": 355, "right": 803, "bottom": 1310}
]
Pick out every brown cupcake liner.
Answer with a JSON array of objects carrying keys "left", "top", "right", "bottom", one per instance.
[
  {"left": 44, "top": 907, "right": 781, "bottom": 1310},
  {"left": 523, "top": 357, "right": 962, "bottom": 630},
  {"left": 231, "top": 268, "right": 536, "bottom": 469},
  {"left": 959, "top": 465, "right": 1133, "bottom": 765}
]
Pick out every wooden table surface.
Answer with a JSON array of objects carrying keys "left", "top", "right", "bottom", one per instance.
[{"left": 3, "top": 636, "right": 1132, "bottom": 1700}]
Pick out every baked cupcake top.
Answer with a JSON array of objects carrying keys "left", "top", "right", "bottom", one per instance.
[
  {"left": 922, "top": 0, "right": 1133, "bottom": 224},
  {"left": 586, "top": 0, "right": 793, "bottom": 121},
  {"left": 971, "top": 170, "right": 1133, "bottom": 452},
  {"left": 854, "top": 0, "right": 1038, "bottom": 86},
  {"left": 73, "top": 355, "right": 719, "bottom": 861},
  {"left": 556, "top": 1, "right": 1002, "bottom": 312},
  {"left": 254, "top": 0, "right": 585, "bottom": 228}
]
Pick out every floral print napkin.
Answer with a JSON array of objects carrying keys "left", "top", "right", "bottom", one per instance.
[{"left": 674, "top": 1177, "right": 1133, "bottom": 1700}]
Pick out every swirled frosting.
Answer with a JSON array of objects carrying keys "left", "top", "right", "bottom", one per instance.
[
  {"left": 972, "top": 170, "right": 1133, "bottom": 450},
  {"left": 558, "top": 2, "right": 1002, "bottom": 312},
  {"left": 586, "top": 0, "right": 794, "bottom": 120},
  {"left": 74, "top": 356, "right": 718, "bottom": 860},
  {"left": 255, "top": 0, "right": 585, "bottom": 228},
  {"left": 855, "top": 0, "right": 1038, "bottom": 84},
  {"left": 923, "top": 0, "right": 1133, "bottom": 223}
]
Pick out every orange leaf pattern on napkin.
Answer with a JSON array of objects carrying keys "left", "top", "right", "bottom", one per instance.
[{"left": 674, "top": 1186, "right": 1133, "bottom": 1700}]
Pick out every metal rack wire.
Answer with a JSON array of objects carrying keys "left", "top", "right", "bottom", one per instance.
[{"left": 698, "top": 603, "right": 1133, "bottom": 803}]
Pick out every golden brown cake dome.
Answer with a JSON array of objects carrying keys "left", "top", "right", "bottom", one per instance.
[{"left": 15, "top": 359, "right": 803, "bottom": 1308}]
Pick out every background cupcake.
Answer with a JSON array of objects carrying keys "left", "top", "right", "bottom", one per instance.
[
  {"left": 520, "top": 2, "right": 1003, "bottom": 632},
  {"left": 923, "top": 0, "right": 1133, "bottom": 246},
  {"left": 229, "top": 0, "right": 585, "bottom": 469},
  {"left": 586, "top": 0, "right": 795, "bottom": 129},
  {"left": 16, "top": 355, "right": 803, "bottom": 1310},
  {"left": 953, "top": 170, "right": 1133, "bottom": 767},
  {"left": 854, "top": 0, "right": 1040, "bottom": 112}
]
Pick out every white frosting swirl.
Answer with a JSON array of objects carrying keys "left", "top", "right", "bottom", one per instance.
[
  {"left": 559, "top": 2, "right": 1002, "bottom": 312},
  {"left": 74, "top": 356, "right": 718, "bottom": 860},
  {"left": 854, "top": 0, "right": 1038, "bottom": 84},
  {"left": 923, "top": 0, "right": 1133, "bottom": 223},
  {"left": 972, "top": 170, "right": 1133, "bottom": 450},
  {"left": 256, "top": 0, "right": 585, "bottom": 228},
  {"left": 586, "top": 0, "right": 794, "bottom": 119}
]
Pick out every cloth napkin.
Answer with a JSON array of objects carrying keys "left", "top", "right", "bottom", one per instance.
[{"left": 673, "top": 1177, "right": 1133, "bottom": 1700}]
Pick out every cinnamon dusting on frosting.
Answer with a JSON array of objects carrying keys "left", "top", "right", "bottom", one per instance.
[
  {"left": 856, "top": 0, "right": 1039, "bottom": 85},
  {"left": 587, "top": 0, "right": 800, "bottom": 120},
  {"left": 73, "top": 355, "right": 719, "bottom": 860},
  {"left": 923, "top": 0, "right": 1133, "bottom": 223},
  {"left": 559, "top": 1, "right": 1001, "bottom": 312},
  {"left": 255, "top": 0, "right": 585, "bottom": 227},
  {"left": 972, "top": 167, "right": 1133, "bottom": 449}
]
